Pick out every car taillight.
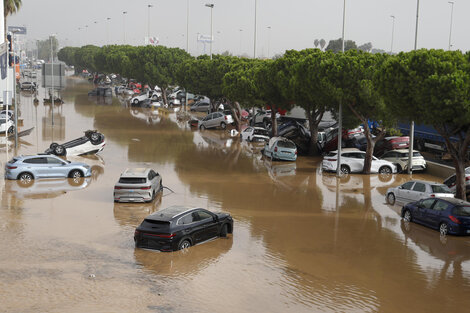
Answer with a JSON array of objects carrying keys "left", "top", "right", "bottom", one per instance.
[
  {"left": 225, "top": 116, "right": 228, "bottom": 120},
  {"left": 449, "top": 215, "right": 461, "bottom": 224},
  {"left": 141, "top": 186, "right": 151, "bottom": 190},
  {"left": 466, "top": 177, "right": 470, "bottom": 181},
  {"left": 114, "top": 186, "right": 122, "bottom": 190},
  {"left": 274, "top": 147, "right": 278, "bottom": 152},
  {"left": 134, "top": 230, "right": 140, "bottom": 235},
  {"left": 430, "top": 194, "right": 435, "bottom": 197},
  {"left": 295, "top": 150, "right": 297, "bottom": 155},
  {"left": 6, "top": 166, "right": 17, "bottom": 169},
  {"left": 154, "top": 233, "right": 175, "bottom": 238}
]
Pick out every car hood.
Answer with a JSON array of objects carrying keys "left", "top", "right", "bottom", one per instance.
[{"left": 216, "top": 212, "right": 232, "bottom": 220}]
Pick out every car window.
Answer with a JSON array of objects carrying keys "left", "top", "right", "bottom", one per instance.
[
  {"left": 433, "top": 200, "right": 450, "bottom": 211},
  {"left": 23, "top": 157, "right": 46, "bottom": 164},
  {"left": 244, "top": 127, "right": 252, "bottom": 133},
  {"left": 401, "top": 182, "right": 415, "bottom": 190},
  {"left": 420, "top": 199, "right": 436, "bottom": 209},
  {"left": 382, "top": 152, "right": 392, "bottom": 158},
  {"left": 431, "top": 184, "right": 452, "bottom": 194},
  {"left": 444, "top": 175, "right": 456, "bottom": 186},
  {"left": 277, "top": 140, "right": 296, "bottom": 149},
  {"left": 197, "top": 211, "right": 213, "bottom": 221},
  {"left": 118, "top": 177, "right": 146, "bottom": 184},
  {"left": 412, "top": 182, "right": 426, "bottom": 192},
  {"left": 453, "top": 206, "right": 470, "bottom": 217},
  {"left": 47, "top": 157, "right": 64, "bottom": 164},
  {"left": 465, "top": 168, "right": 470, "bottom": 175},
  {"left": 177, "top": 214, "right": 194, "bottom": 225},
  {"left": 342, "top": 153, "right": 353, "bottom": 158},
  {"left": 354, "top": 153, "right": 366, "bottom": 159}
]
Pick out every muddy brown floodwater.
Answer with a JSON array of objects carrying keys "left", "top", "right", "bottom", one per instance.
[{"left": 1, "top": 77, "right": 470, "bottom": 313}]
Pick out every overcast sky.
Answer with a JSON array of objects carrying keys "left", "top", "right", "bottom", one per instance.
[{"left": 7, "top": 0, "right": 468, "bottom": 57}]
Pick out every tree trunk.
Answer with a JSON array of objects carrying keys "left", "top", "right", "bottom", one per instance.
[
  {"left": 362, "top": 121, "right": 374, "bottom": 174},
  {"left": 305, "top": 104, "right": 324, "bottom": 156},
  {"left": 270, "top": 104, "right": 278, "bottom": 137},
  {"left": 162, "top": 87, "right": 168, "bottom": 106},
  {"left": 230, "top": 101, "right": 242, "bottom": 132},
  {"left": 436, "top": 127, "right": 470, "bottom": 200}
]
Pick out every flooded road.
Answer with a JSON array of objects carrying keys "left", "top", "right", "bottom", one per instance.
[{"left": 1, "top": 77, "right": 470, "bottom": 312}]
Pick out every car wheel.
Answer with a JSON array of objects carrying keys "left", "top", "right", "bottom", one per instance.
[
  {"left": 69, "top": 170, "right": 83, "bottom": 179},
  {"left": 178, "top": 239, "right": 191, "bottom": 250},
  {"left": 90, "top": 132, "right": 102, "bottom": 145},
  {"left": 54, "top": 145, "right": 66, "bottom": 156},
  {"left": 220, "top": 122, "right": 227, "bottom": 130},
  {"left": 220, "top": 224, "right": 228, "bottom": 238},
  {"left": 133, "top": 99, "right": 139, "bottom": 104},
  {"left": 340, "top": 165, "right": 350, "bottom": 175},
  {"left": 439, "top": 223, "right": 449, "bottom": 236},
  {"left": 199, "top": 124, "right": 206, "bottom": 130},
  {"left": 403, "top": 210, "right": 412, "bottom": 222},
  {"left": 379, "top": 166, "right": 392, "bottom": 174},
  {"left": 49, "top": 142, "right": 58, "bottom": 150},
  {"left": 387, "top": 193, "right": 396, "bottom": 205},
  {"left": 18, "top": 172, "right": 33, "bottom": 186},
  {"left": 7, "top": 126, "right": 14, "bottom": 134}
]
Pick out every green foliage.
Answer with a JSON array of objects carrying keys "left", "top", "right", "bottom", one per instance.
[
  {"left": 37, "top": 36, "right": 59, "bottom": 61},
  {"left": 326, "top": 38, "right": 357, "bottom": 53}
]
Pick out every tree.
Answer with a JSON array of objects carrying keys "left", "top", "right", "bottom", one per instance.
[
  {"left": 325, "top": 38, "right": 357, "bottom": 53},
  {"left": 4, "top": 0, "right": 21, "bottom": 35},
  {"left": 323, "top": 50, "right": 391, "bottom": 173},
  {"left": 36, "top": 36, "right": 59, "bottom": 61},
  {"left": 358, "top": 42, "right": 372, "bottom": 52},
  {"left": 377, "top": 49, "right": 470, "bottom": 200}
]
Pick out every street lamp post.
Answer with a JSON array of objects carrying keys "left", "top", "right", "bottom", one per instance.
[
  {"left": 239, "top": 29, "right": 243, "bottom": 56},
  {"left": 390, "top": 15, "right": 395, "bottom": 54},
  {"left": 123, "top": 11, "right": 128, "bottom": 44},
  {"left": 106, "top": 18, "right": 111, "bottom": 45},
  {"left": 147, "top": 4, "right": 153, "bottom": 40},
  {"left": 267, "top": 26, "right": 271, "bottom": 59},
  {"left": 186, "top": 0, "right": 190, "bottom": 52},
  {"left": 205, "top": 4, "right": 214, "bottom": 60},
  {"left": 448, "top": 1, "right": 454, "bottom": 50},
  {"left": 336, "top": 0, "right": 346, "bottom": 177},
  {"left": 253, "top": 0, "right": 257, "bottom": 58},
  {"left": 408, "top": 0, "right": 420, "bottom": 174},
  {"left": 50, "top": 34, "right": 55, "bottom": 127}
]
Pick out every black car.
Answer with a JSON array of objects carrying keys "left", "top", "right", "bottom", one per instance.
[{"left": 134, "top": 206, "right": 233, "bottom": 251}]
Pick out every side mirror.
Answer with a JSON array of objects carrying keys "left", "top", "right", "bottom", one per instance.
[
  {"left": 398, "top": 186, "right": 403, "bottom": 189},
  {"left": 213, "top": 215, "right": 218, "bottom": 222}
]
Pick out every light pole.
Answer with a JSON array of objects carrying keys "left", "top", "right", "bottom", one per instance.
[
  {"left": 147, "top": 4, "right": 153, "bottom": 40},
  {"left": 123, "top": 11, "right": 128, "bottom": 44},
  {"left": 50, "top": 34, "right": 56, "bottom": 127},
  {"left": 448, "top": 1, "right": 454, "bottom": 50},
  {"left": 253, "top": 0, "right": 257, "bottom": 58},
  {"left": 267, "top": 26, "right": 271, "bottom": 59},
  {"left": 186, "top": 0, "right": 190, "bottom": 52},
  {"left": 205, "top": 4, "right": 214, "bottom": 60},
  {"left": 239, "top": 29, "right": 243, "bottom": 56},
  {"left": 336, "top": 0, "right": 346, "bottom": 177},
  {"left": 106, "top": 18, "right": 111, "bottom": 45},
  {"left": 390, "top": 15, "right": 395, "bottom": 54},
  {"left": 10, "top": 28, "right": 21, "bottom": 147},
  {"left": 78, "top": 27, "right": 81, "bottom": 46}
]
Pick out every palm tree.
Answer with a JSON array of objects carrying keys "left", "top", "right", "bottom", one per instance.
[{"left": 4, "top": 0, "right": 22, "bottom": 35}]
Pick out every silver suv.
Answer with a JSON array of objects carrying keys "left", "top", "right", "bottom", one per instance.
[{"left": 114, "top": 168, "right": 162, "bottom": 203}]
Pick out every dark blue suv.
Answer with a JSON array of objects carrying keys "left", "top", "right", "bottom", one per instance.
[{"left": 401, "top": 197, "right": 470, "bottom": 235}]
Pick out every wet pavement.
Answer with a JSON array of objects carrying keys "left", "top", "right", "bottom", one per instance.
[{"left": 1, "top": 77, "right": 470, "bottom": 312}]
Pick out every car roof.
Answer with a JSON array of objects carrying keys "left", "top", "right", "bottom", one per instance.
[
  {"left": 391, "top": 149, "right": 419, "bottom": 153},
  {"left": 120, "top": 168, "right": 152, "bottom": 177},
  {"left": 330, "top": 148, "right": 361, "bottom": 153},
  {"left": 434, "top": 197, "right": 470, "bottom": 206},
  {"left": 16, "top": 154, "right": 56, "bottom": 159},
  {"left": 145, "top": 205, "right": 199, "bottom": 222}
]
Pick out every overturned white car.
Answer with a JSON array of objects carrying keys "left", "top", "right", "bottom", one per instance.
[{"left": 45, "top": 130, "right": 106, "bottom": 156}]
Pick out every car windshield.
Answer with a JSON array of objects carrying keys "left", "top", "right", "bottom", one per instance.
[
  {"left": 277, "top": 140, "right": 296, "bottom": 149},
  {"left": 118, "top": 177, "right": 146, "bottom": 184},
  {"left": 325, "top": 152, "right": 337, "bottom": 157},
  {"left": 254, "top": 129, "right": 268, "bottom": 136},
  {"left": 140, "top": 220, "right": 170, "bottom": 232},
  {"left": 431, "top": 185, "right": 452, "bottom": 193},
  {"left": 466, "top": 168, "right": 470, "bottom": 174},
  {"left": 453, "top": 206, "right": 470, "bottom": 217}
]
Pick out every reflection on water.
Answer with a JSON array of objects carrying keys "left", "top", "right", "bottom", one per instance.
[{"left": 1, "top": 77, "right": 470, "bottom": 312}]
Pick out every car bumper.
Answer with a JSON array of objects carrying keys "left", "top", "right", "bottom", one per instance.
[
  {"left": 273, "top": 152, "right": 297, "bottom": 161},
  {"left": 135, "top": 233, "right": 177, "bottom": 251},
  {"left": 321, "top": 161, "right": 336, "bottom": 172},
  {"left": 4, "top": 171, "right": 18, "bottom": 180}
]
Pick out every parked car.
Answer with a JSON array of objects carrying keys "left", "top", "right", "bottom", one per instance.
[
  {"left": 4, "top": 154, "right": 91, "bottom": 185},
  {"left": 0, "top": 110, "right": 14, "bottom": 119},
  {"left": 114, "top": 168, "right": 162, "bottom": 203},
  {"left": 374, "top": 136, "right": 410, "bottom": 157},
  {"left": 322, "top": 127, "right": 364, "bottom": 152},
  {"left": 44, "top": 130, "right": 105, "bottom": 156},
  {"left": 276, "top": 119, "right": 311, "bottom": 155},
  {"left": 443, "top": 167, "right": 470, "bottom": 197},
  {"left": 240, "top": 126, "right": 270, "bottom": 142},
  {"left": 20, "top": 81, "right": 37, "bottom": 91},
  {"left": 401, "top": 197, "right": 470, "bottom": 235},
  {"left": 134, "top": 205, "right": 233, "bottom": 251},
  {"left": 88, "top": 87, "right": 112, "bottom": 97},
  {"left": 199, "top": 112, "right": 234, "bottom": 130},
  {"left": 251, "top": 109, "right": 279, "bottom": 128},
  {"left": 0, "top": 118, "right": 14, "bottom": 134},
  {"left": 190, "top": 101, "right": 211, "bottom": 113},
  {"left": 322, "top": 148, "right": 397, "bottom": 174},
  {"left": 380, "top": 149, "right": 427, "bottom": 173},
  {"left": 263, "top": 137, "right": 297, "bottom": 161},
  {"left": 386, "top": 180, "right": 454, "bottom": 205}
]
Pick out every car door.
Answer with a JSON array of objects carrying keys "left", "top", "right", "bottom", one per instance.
[
  {"left": 416, "top": 199, "right": 436, "bottom": 224},
  {"left": 46, "top": 157, "right": 67, "bottom": 177},
  {"left": 410, "top": 182, "right": 427, "bottom": 201},
  {"left": 196, "top": 210, "right": 219, "bottom": 240},
  {"left": 25, "top": 157, "right": 49, "bottom": 178},
  {"left": 242, "top": 127, "right": 253, "bottom": 140},
  {"left": 396, "top": 181, "right": 415, "bottom": 203},
  {"left": 424, "top": 199, "right": 449, "bottom": 228}
]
